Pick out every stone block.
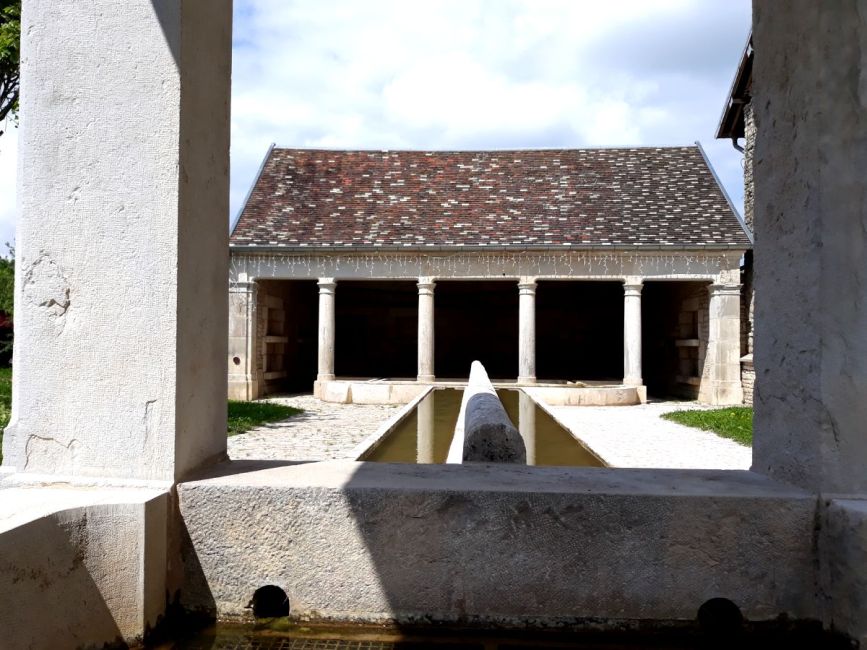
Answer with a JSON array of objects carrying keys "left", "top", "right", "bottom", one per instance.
[{"left": 178, "top": 462, "right": 817, "bottom": 626}]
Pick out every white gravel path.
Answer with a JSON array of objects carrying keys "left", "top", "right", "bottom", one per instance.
[
  {"left": 228, "top": 395, "right": 401, "bottom": 461},
  {"left": 228, "top": 394, "right": 751, "bottom": 470},
  {"left": 541, "top": 399, "right": 751, "bottom": 470}
]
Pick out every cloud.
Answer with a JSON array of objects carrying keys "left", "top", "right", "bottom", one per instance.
[
  {"left": 0, "top": 1, "right": 752, "bottom": 244},
  {"left": 0, "top": 127, "right": 16, "bottom": 248},
  {"left": 229, "top": 0, "right": 751, "bottom": 221}
]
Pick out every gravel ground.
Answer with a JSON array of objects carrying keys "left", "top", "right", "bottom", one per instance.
[
  {"left": 228, "top": 394, "right": 751, "bottom": 470},
  {"left": 542, "top": 399, "right": 751, "bottom": 470},
  {"left": 228, "top": 395, "right": 401, "bottom": 461}
]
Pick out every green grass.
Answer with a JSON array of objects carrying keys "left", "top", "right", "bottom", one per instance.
[
  {"left": 228, "top": 400, "right": 302, "bottom": 437},
  {"left": 0, "top": 366, "right": 10, "bottom": 462},
  {"left": 662, "top": 406, "right": 753, "bottom": 446}
]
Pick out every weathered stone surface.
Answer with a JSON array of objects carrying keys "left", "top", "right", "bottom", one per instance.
[
  {"left": 464, "top": 392, "right": 526, "bottom": 464},
  {"left": 2, "top": 0, "right": 232, "bottom": 481},
  {"left": 752, "top": 1, "right": 867, "bottom": 494},
  {"left": 0, "top": 486, "right": 168, "bottom": 648},
  {"left": 177, "top": 461, "right": 817, "bottom": 625}
]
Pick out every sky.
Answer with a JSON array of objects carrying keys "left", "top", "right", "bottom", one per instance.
[{"left": 0, "top": 0, "right": 751, "bottom": 248}]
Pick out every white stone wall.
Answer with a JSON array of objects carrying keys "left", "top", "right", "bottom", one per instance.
[{"left": 2, "top": 0, "right": 232, "bottom": 482}]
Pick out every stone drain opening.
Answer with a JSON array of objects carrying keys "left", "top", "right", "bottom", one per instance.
[
  {"left": 249, "top": 585, "right": 290, "bottom": 619},
  {"left": 697, "top": 597, "right": 743, "bottom": 641}
]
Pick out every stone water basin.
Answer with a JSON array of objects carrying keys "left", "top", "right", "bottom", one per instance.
[{"left": 356, "top": 388, "right": 605, "bottom": 467}]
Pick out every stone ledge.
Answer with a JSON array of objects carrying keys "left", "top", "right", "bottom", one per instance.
[{"left": 178, "top": 461, "right": 817, "bottom": 625}]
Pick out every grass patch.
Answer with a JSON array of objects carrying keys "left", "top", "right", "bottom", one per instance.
[
  {"left": 228, "top": 400, "right": 302, "bottom": 437},
  {"left": 0, "top": 366, "right": 10, "bottom": 463},
  {"left": 662, "top": 406, "right": 753, "bottom": 446}
]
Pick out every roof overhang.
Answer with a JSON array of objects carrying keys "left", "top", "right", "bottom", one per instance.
[{"left": 716, "top": 34, "right": 754, "bottom": 141}]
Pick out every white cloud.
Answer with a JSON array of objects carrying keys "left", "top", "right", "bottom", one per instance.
[{"left": 0, "top": 0, "right": 752, "bottom": 242}]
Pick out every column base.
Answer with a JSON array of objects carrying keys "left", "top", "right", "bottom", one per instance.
[
  {"left": 417, "top": 375, "right": 436, "bottom": 383},
  {"left": 228, "top": 377, "right": 260, "bottom": 402},
  {"left": 517, "top": 376, "right": 537, "bottom": 385},
  {"left": 623, "top": 377, "right": 643, "bottom": 387}
]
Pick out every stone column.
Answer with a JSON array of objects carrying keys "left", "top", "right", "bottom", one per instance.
[
  {"left": 228, "top": 281, "right": 260, "bottom": 401},
  {"left": 623, "top": 279, "right": 643, "bottom": 386},
  {"left": 699, "top": 284, "right": 743, "bottom": 406},
  {"left": 518, "top": 391, "right": 537, "bottom": 465},
  {"left": 416, "top": 391, "right": 435, "bottom": 464},
  {"left": 518, "top": 278, "right": 537, "bottom": 384},
  {"left": 417, "top": 278, "right": 436, "bottom": 382},
  {"left": 317, "top": 278, "right": 337, "bottom": 383},
  {"left": 752, "top": 2, "right": 867, "bottom": 496},
  {"left": 1, "top": 0, "right": 232, "bottom": 482}
]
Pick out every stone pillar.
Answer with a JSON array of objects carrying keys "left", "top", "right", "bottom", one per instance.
[
  {"left": 317, "top": 278, "right": 337, "bottom": 383},
  {"left": 417, "top": 278, "right": 436, "bottom": 382},
  {"left": 699, "top": 284, "right": 743, "bottom": 406},
  {"left": 518, "top": 278, "right": 537, "bottom": 384},
  {"left": 518, "top": 391, "right": 537, "bottom": 465},
  {"left": 623, "top": 279, "right": 643, "bottom": 386},
  {"left": 417, "top": 391, "right": 435, "bottom": 464},
  {"left": 753, "top": 2, "right": 867, "bottom": 495},
  {"left": 1, "top": 0, "right": 232, "bottom": 482},
  {"left": 228, "top": 281, "right": 260, "bottom": 401}
]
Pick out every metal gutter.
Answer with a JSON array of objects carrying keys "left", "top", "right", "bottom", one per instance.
[{"left": 229, "top": 243, "right": 748, "bottom": 254}]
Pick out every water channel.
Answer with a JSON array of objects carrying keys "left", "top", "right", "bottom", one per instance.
[{"left": 360, "top": 388, "right": 604, "bottom": 467}]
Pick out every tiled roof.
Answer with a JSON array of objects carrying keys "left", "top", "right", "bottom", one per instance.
[{"left": 231, "top": 147, "right": 750, "bottom": 250}]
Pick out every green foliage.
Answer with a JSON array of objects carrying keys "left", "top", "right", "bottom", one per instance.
[
  {"left": 0, "top": 366, "right": 11, "bottom": 462},
  {"left": 228, "top": 400, "right": 302, "bottom": 437},
  {"left": 662, "top": 406, "right": 753, "bottom": 447},
  {"left": 0, "top": 0, "right": 20, "bottom": 134}
]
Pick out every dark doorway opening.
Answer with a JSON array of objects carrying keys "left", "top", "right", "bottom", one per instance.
[
  {"left": 256, "top": 279, "right": 318, "bottom": 395},
  {"left": 536, "top": 281, "right": 623, "bottom": 381},
  {"left": 643, "top": 281, "right": 709, "bottom": 399},
  {"left": 435, "top": 281, "right": 518, "bottom": 380},
  {"left": 335, "top": 281, "right": 417, "bottom": 378}
]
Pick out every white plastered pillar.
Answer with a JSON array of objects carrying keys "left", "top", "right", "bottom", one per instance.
[
  {"left": 518, "top": 278, "right": 537, "bottom": 384},
  {"left": 317, "top": 278, "right": 337, "bottom": 383},
  {"left": 2, "top": 0, "right": 232, "bottom": 482},
  {"left": 518, "top": 391, "right": 537, "bottom": 465},
  {"left": 699, "top": 284, "right": 743, "bottom": 406},
  {"left": 228, "top": 281, "right": 260, "bottom": 401},
  {"left": 417, "top": 278, "right": 436, "bottom": 382},
  {"left": 623, "top": 278, "right": 643, "bottom": 387}
]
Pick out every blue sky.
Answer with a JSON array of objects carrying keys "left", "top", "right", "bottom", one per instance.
[{"left": 0, "top": 0, "right": 751, "bottom": 247}]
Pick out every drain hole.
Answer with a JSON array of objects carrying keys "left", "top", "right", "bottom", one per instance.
[
  {"left": 250, "top": 585, "right": 289, "bottom": 618},
  {"left": 698, "top": 597, "right": 743, "bottom": 638}
]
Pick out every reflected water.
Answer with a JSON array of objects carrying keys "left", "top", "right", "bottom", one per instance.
[{"left": 361, "top": 389, "right": 604, "bottom": 467}]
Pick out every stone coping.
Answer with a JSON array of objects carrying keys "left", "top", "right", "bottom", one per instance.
[{"left": 181, "top": 459, "right": 811, "bottom": 500}]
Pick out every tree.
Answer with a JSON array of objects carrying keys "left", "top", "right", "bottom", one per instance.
[{"left": 0, "top": 0, "right": 20, "bottom": 138}]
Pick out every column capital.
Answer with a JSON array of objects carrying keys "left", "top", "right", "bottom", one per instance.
[
  {"left": 623, "top": 279, "right": 643, "bottom": 297},
  {"left": 518, "top": 277, "right": 537, "bottom": 294},
  {"left": 417, "top": 277, "right": 436, "bottom": 295},
  {"left": 708, "top": 283, "right": 741, "bottom": 297},
  {"left": 318, "top": 278, "right": 336, "bottom": 294}
]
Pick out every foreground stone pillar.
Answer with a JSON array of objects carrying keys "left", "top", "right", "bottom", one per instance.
[
  {"left": 228, "top": 281, "right": 260, "bottom": 401},
  {"left": 518, "top": 278, "right": 537, "bottom": 384},
  {"left": 2, "top": 0, "right": 232, "bottom": 482},
  {"left": 623, "top": 279, "right": 643, "bottom": 386},
  {"left": 417, "top": 278, "right": 436, "bottom": 382},
  {"left": 317, "top": 278, "right": 337, "bottom": 382},
  {"left": 753, "top": 2, "right": 867, "bottom": 495},
  {"left": 699, "top": 284, "right": 744, "bottom": 406}
]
